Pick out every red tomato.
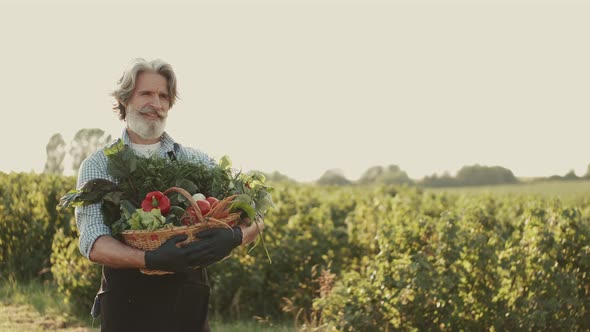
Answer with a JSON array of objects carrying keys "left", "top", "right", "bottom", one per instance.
[
  {"left": 206, "top": 197, "right": 219, "bottom": 208},
  {"left": 197, "top": 199, "right": 211, "bottom": 216}
]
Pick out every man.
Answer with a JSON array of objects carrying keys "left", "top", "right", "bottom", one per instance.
[{"left": 75, "top": 58, "right": 263, "bottom": 331}]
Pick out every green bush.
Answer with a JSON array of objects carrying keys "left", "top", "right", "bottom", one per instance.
[
  {"left": 315, "top": 193, "right": 590, "bottom": 331},
  {"left": 50, "top": 224, "right": 102, "bottom": 315},
  {"left": 3, "top": 172, "right": 590, "bottom": 330},
  {"left": 208, "top": 184, "right": 356, "bottom": 321},
  {"left": 0, "top": 172, "right": 76, "bottom": 279}
]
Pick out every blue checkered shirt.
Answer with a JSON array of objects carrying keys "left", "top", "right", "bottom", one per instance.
[{"left": 75, "top": 129, "right": 215, "bottom": 259}]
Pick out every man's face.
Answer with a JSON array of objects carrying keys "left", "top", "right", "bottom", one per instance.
[{"left": 125, "top": 72, "right": 171, "bottom": 141}]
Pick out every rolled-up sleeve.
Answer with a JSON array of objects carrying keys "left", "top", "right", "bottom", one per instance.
[
  {"left": 76, "top": 203, "right": 111, "bottom": 259},
  {"left": 75, "top": 153, "right": 114, "bottom": 259}
]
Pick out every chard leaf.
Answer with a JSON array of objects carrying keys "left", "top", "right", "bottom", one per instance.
[
  {"left": 111, "top": 215, "right": 130, "bottom": 236},
  {"left": 168, "top": 205, "right": 186, "bottom": 217},
  {"left": 103, "top": 191, "right": 124, "bottom": 207},
  {"left": 81, "top": 178, "right": 119, "bottom": 193},
  {"left": 107, "top": 143, "right": 137, "bottom": 178},
  {"left": 119, "top": 200, "right": 137, "bottom": 220},
  {"left": 165, "top": 215, "right": 180, "bottom": 226},
  {"left": 101, "top": 200, "right": 121, "bottom": 227},
  {"left": 56, "top": 190, "right": 85, "bottom": 211},
  {"left": 175, "top": 179, "right": 198, "bottom": 194}
]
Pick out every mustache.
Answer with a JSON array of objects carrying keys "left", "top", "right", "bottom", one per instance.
[{"left": 139, "top": 106, "right": 167, "bottom": 119}]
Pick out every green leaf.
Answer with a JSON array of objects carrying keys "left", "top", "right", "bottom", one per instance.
[
  {"left": 106, "top": 143, "right": 137, "bottom": 178},
  {"left": 219, "top": 155, "right": 232, "bottom": 170},
  {"left": 57, "top": 179, "right": 120, "bottom": 212},
  {"left": 111, "top": 215, "right": 130, "bottom": 236},
  {"left": 101, "top": 201, "right": 121, "bottom": 227},
  {"left": 175, "top": 179, "right": 198, "bottom": 194},
  {"left": 81, "top": 178, "right": 119, "bottom": 193},
  {"left": 230, "top": 197, "right": 256, "bottom": 221},
  {"left": 169, "top": 205, "right": 186, "bottom": 217},
  {"left": 128, "top": 210, "right": 142, "bottom": 230},
  {"left": 104, "top": 139, "right": 124, "bottom": 156},
  {"left": 56, "top": 190, "right": 85, "bottom": 211},
  {"left": 103, "top": 191, "right": 124, "bottom": 207},
  {"left": 119, "top": 200, "right": 137, "bottom": 220},
  {"left": 256, "top": 192, "right": 275, "bottom": 214},
  {"left": 165, "top": 215, "right": 180, "bottom": 226}
]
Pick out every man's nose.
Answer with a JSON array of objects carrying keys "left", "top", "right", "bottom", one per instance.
[{"left": 150, "top": 96, "right": 162, "bottom": 109}]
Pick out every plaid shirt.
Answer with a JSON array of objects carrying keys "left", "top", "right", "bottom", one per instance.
[{"left": 75, "top": 129, "right": 215, "bottom": 259}]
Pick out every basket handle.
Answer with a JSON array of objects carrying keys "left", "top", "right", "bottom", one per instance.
[{"left": 163, "top": 187, "right": 205, "bottom": 223}]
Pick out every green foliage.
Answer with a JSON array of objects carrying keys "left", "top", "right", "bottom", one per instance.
[
  {"left": 58, "top": 141, "right": 274, "bottom": 235},
  {"left": 3, "top": 173, "right": 590, "bottom": 330},
  {"left": 314, "top": 192, "right": 590, "bottom": 331},
  {"left": 50, "top": 225, "right": 102, "bottom": 316},
  {"left": 208, "top": 184, "right": 356, "bottom": 321},
  {"left": 0, "top": 172, "right": 76, "bottom": 280}
]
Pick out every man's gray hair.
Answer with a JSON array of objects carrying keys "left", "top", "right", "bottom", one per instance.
[{"left": 111, "top": 58, "right": 179, "bottom": 120}]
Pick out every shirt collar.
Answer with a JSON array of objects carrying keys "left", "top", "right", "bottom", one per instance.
[{"left": 121, "top": 128, "right": 177, "bottom": 153}]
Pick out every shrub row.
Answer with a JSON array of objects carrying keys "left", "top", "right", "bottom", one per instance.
[{"left": 2, "top": 172, "right": 590, "bottom": 330}]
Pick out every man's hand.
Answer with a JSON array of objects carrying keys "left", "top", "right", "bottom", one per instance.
[
  {"left": 238, "top": 217, "right": 265, "bottom": 245},
  {"left": 145, "top": 234, "right": 200, "bottom": 272},
  {"left": 189, "top": 227, "right": 243, "bottom": 267}
]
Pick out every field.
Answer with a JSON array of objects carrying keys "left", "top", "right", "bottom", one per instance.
[
  {"left": 1, "top": 174, "right": 589, "bottom": 331},
  {"left": 428, "top": 179, "right": 590, "bottom": 197},
  {"left": 0, "top": 279, "right": 293, "bottom": 332}
]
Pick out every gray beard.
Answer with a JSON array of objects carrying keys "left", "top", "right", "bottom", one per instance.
[{"left": 126, "top": 107, "right": 167, "bottom": 140}]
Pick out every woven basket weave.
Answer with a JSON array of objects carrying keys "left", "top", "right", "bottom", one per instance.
[{"left": 121, "top": 187, "right": 241, "bottom": 275}]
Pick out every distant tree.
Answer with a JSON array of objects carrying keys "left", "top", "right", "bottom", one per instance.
[
  {"left": 262, "top": 170, "right": 296, "bottom": 183},
  {"left": 358, "top": 166, "right": 384, "bottom": 185},
  {"left": 316, "top": 169, "right": 351, "bottom": 186},
  {"left": 548, "top": 169, "right": 582, "bottom": 181},
  {"left": 43, "top": 133, "right": 66, "bottom": 175},
  {"left": 420, "top": 171, "right": 457, "bottom": 187},
  {"left": 563, "top": 169, "right": 579, "bottom": 180},
  {"left": 380, "top": 165, "right": 413, "bottom": 185},
  {"left": 70, "top": 129, "right": 112, "bottom": 173},
  {"left": 455, "top": 164, "right": 518, "bottom": 186},
  {"left": 584, "top": 164, "right": 590, "bottom": 179},
  {"left": 358, "top": 165, "right": 413, "bottom": 185}
]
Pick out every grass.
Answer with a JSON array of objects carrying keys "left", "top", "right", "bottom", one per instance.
[
  {"left": 0, "top": 278, "right": 295, "bottom": 332},
  {"left": 0, "top": 277, "right": 98, "bottom": 332},
  {"left": 210, "top": 320, "right": 296, "bottom": 332}
]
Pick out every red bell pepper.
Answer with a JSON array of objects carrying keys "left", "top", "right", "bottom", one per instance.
[{"left": 141, "top": 191, "right": 171, "bottom": 215}]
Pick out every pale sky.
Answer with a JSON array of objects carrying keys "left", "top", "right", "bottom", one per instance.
[{"left": 1, "top": 0, "right": 589, "bottom": 182}]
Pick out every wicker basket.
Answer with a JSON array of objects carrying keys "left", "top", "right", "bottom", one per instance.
[{"left": 121, "top": 187, "right": 241, "bottom": 275}]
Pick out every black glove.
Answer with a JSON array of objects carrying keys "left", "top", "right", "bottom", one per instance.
[
  {"left": 188, "top": 227, "right": 243, "bottom": 267},
  {"left": 145, "top": 234, "right": 195, "bottom": 272}
]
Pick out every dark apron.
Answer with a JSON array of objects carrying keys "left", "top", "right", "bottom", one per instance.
[{"left": 94, "top": 266, "right": 211, "bottom": 332}]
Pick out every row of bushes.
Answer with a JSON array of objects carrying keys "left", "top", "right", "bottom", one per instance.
[
  {"left": 2, "top": 172, "right": 590, "bottom": 330},
  {"left": 0, "top": 173, "right": 75, "bottom": 280}
]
